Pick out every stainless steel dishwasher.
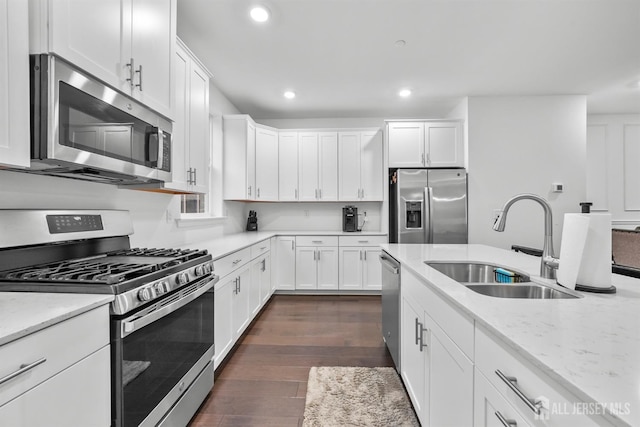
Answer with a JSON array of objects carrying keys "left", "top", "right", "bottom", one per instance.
[{"left": 380, "top": 252, "right": 401, "bottom": 373}]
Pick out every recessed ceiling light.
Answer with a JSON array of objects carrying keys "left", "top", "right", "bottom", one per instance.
[
  {"left": 398, "top": 89, "right": 412, "bottom": 98},
  {"left": 284, "top": 91, "right": 296, "bottom": 99},
  {"left": 250, "top": 6, "right": 270, "bottom": 22},
  {"left": 394, "top": 40, "right": 407, "bottom": 47}
]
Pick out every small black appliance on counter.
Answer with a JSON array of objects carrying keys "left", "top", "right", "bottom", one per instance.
[
  {"left": 246, "top": 210, "right": 258, "bottom": 231},
  {"left": 343, "top": 206, "right": 358, "bottom": 232}
]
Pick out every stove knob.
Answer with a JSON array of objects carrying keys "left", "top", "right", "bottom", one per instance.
[
  {"left": 195, "top": 265, "right": 204, "bottom": 276},
  {"left": 154, "top": 282, "right": 167, "bottom": 295},
  {"left": 205, "top": 263, "right": 213, "bottom": 274},
  {"left": 137, "top": 287, "right": 153, "bottom": 302},
  {"left": 176, "top": 273, "right": 189, "bottom": 285},
  {"left": 162, "top": 281, "right": 171, "bottom": 293}
]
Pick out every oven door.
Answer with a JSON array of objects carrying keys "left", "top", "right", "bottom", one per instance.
[{"left": 111, "top": 276, "right": 215, "bottom": 427}]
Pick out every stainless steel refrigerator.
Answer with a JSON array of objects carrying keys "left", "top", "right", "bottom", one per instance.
[{"left": 389, "top": 168, "right": 468, "bottom": 243}]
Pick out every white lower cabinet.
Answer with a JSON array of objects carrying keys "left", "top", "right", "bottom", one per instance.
[
  {"left": 400, "top": 267, "right": 473, "bottom": 427},
  {"left": 338, "top": 236, "right": 385, "bottom": 290},
  {"left": 274, "top": 236, "right": 296, "bottom": 290},
  {"left": 251, "top": 252, "right": 272, "bottom": 311},
  {"left": 295, "top": 236, "right": 339, "bottom": 290},
  {"left": 0, "top": 305, "right": 110, "bottom": 427}
]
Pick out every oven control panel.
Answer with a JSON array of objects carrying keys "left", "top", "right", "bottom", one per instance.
[{"left": 46, "top": 214, "right": 104, "bottom": 234}]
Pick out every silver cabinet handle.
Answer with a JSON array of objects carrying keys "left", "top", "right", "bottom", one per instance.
[
  {"left": 257, "top": 188, "right": 261, "bottom": 198},
  {"left": 364, "top": 250, "right": 367, "bottom": 261},
  {"left": 0, "top": 358, "right": 47, "bottom": 386},
  {"left": 248, "top": 186, "right": 252, "bottom": 196},
  {"left": 135, "top": 64, "right": 143, "bottom": 91},
  {"left": 358, "top": 240, "right": 369, "bottom": 243},
  {"left": 313, "top": 249, "right": 317, "bottom": 261},
  {"left": 414, "top": 317, "right": 420, "bottom": 346},
  {"left": 233, "top": 277, "right": 238, "bottom": 294},
  {"left": 126, "top": 58, "right": 135, "bottom": 89},
  {"left": 426, "top": 152, "right": 431, "bottom": 166},
  {"left": 261, "top": 259, "right": 266, "bottom": 272},
  {"left": 417, "top": 322, "right": 428, "bottom": 352},
  {"left": 238, "top": 276, "right": 241, "bottom": 292},
  {"left": 495, "top": 411, "right": 517, "bottom": 427},
  {"left": 319, "top": 189, "right": 322, "bottom": 199},
  {"left": 311, "top": 240, "right": 323, "bottom": 244},
  {"left": 359, "top": 250, "right": 363, "bottom": 261},
  {"left": 260, "top": 246, "right": 267, "bottom": 250},
  {"left": 295, "top": 188, "right": 298, "bottom": 199},
  {"left": 291, "top": 240, "right": 295, "bottom": 251},
  {"left": 361, "top": 188, "right": 365, "bottom": 199},
  {"left": 192, "top": 167, "right": 197, "bottom": 185},
  {"left": 495, "top": 370, "right": 543, "bottom": 415},
  {"left": 232, "top": 259, "right": 242, "bottom": 265},
  {"left": 421, "top": 152, "right": 425, "bottom": 166}
]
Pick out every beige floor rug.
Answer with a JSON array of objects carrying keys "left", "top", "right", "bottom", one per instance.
[{"left": 302, "top": 366, "right": 420, "bottom": 427}]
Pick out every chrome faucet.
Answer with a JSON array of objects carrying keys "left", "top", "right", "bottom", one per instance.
[{"left": 493, "top": 194, "right": 559, "bottom": 279}]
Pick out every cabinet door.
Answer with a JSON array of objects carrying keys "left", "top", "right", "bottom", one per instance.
[
  {"left": 298, "top": 132, "right": 320, "bottom": 201},
  {"left": 388, "top": 122, "right": 425, "bottom": 167},
  {"left": 232, "top": 266, "right": 251, "bottom": 336},
  {"left": 474, "top": 370, "right": 531, "bottom": 427},
  {"left": 255, "top": 127, "right": 279, "bottom": 200},
  {"left": 318, "top": 132, "right": 338, "bottom": 201},
  {"left": 275, "top": 236, "right": 296, "bottom": 290},
  {"left": 250, "top": 259, "right": 263, "bottom": 316},
  {"left": 360, "top": 130, "right": 383, "bottom": 201},
  {"left": 295, "top": 247, "right": 317, "bottom": 290},
  {"left": 338, "top": 132, "right": 362, "bottom": 201},
  {"left": 260, "top": 254, "right": 272, "bottom": 305},
  {"left": 246, "top": 122, "right": 257, "bottom": 199},
  {"left": 214, "top": 276, "right": 236, "bottom": 368},
  {"left": 47, "top": 0, "right": 126, "bottom": 94},
  {"left": 426, "top": 122, "right": 463, "bottom": 168},
  {"left": 130, "top": 0, "right": 175, "bottom": 118},
  {"left": 187, "top": 60, "right": 210, "bottom": 193},
  {"left": 426, "top": 311, "right": 473, "bottom": 427},
  {"left": 169, "top": 44, "right": 190, "bottom": 190},
  {"left": 278, "top": 132, "right": 299, "bottom": 201},
  {"left": 317, "top": 247, "right": 339, "bottom": 290},
  {"left": 401, "top": 297, "right": 426, "bottom": 422},
  {"left": 0, "top": 346, "right": 111, "bottom": 427},
  {"left": 0, "top": 0, "right": 29, "bottom": 168},
  {"left": 339, "top": 247, "right": 363, "bottom": 290},
  {"left": 362, "top": 248, "right": 382, "bottom": 290}
]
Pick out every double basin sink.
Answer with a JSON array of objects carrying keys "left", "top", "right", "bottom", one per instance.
[{"left": 425, "top": 261, "right": 581, "bottom": 299}]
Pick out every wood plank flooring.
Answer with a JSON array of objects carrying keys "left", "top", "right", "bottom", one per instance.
[{"left": 189, "top": 295, "right": 394, "bottom": 427}]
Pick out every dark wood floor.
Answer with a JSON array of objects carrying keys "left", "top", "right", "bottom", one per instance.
[{"left": 189, "top": 294, "right": 394, "bottom": 427}]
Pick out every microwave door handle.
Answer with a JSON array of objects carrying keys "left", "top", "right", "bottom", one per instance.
[
  {"left": 156, "top": 129, "right": 165, "bottom": 170},
  {"left": 145, "top": 126, "right": 159, "bottom": 167}
]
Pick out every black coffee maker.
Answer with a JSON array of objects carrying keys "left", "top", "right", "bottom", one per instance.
[
  {"left": 246, "top": 210, "right": 258, "bottom": 231},
  {"left": 342, "top": 206, "right": 358, "bottom": 232}
]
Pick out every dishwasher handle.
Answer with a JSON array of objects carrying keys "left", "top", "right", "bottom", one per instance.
[{"left": 380, "top": 255, "right": 400, "bottom": 275}]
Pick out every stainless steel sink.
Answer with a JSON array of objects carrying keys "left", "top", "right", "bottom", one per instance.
[
  {"left": 465, "top": 284, "right": 578, "bottom": 299},
  {"left": 425, "top": 261, "right": 530, "bottom": 283},
  {"left": 425, "top": 261, "right": 580, "bottom": 299}
]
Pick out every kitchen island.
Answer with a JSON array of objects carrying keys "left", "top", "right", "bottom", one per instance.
[{"left": 382, "top": 243, "right": 639, "bottom": 426}]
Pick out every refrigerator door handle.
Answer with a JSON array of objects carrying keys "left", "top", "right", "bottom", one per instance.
[{"left": 424, "top": 186, "right": 434, "bottom": 243}]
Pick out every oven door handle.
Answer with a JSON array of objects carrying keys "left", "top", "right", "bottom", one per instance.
[{"left": 121, "top": 277, "right": 216, "bottom": 338}]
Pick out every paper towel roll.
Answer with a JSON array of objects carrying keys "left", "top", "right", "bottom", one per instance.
[{"left": 557, "top": 213, "right": 612, "bottom": 290}]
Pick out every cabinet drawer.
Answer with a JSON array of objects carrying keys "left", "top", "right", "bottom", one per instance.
[
  {"left": 214, "top": 247, "right": 252, "bottom": 279},
  {"left": 250, "top": 240, "right": 271, "bottom": 259},
  {"left": 338, "top": 235, "right": 387, "bottom": 246},
  {"left": 402, "top": 267, "right": 474, "bottom": 359},
  {"left": 475, "top": 326, "right": 609, "bottom": 427},
  {"left": 0, "top": 305, "right": 109, "bottom": 407},
  {"left": 296, "top": 236, "right": 339, "bottom": 247},
  {"left": 474, "top": 368, "right": 532, "bottom": 427}
]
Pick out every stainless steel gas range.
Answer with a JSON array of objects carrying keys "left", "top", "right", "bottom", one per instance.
[{"left": 0, "top": 210, "right": 217, "bottom": 427}]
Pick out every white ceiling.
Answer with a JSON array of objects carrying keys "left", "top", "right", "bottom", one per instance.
[{"left": 177, "top": 0, "right": 640, "bottom": 119}]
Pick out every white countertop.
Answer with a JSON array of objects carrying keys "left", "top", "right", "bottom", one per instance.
[
  {"left": 381, "top": 243, "right": 640, "bottom": 427},
  {"left": 0, "top": 293, "right": 114, "bottom": 346},
  {"left": 182, "top": 230, "right": 387, "bottom": 261}
]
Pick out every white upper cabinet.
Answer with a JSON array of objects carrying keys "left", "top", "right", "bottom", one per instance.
[
  {"left": 255, "top": 126, "right": 279, "bottom": 201},
  {"left": 278, "top": 132, "right": 299, "bottom": 201},
  {"left": 338, "top": 130, "right": 383, "bottom": 201},
  {"left": 31, "top": 0, "right": 176, "bottom": 119},
  {"left": 388, "top": 121, "right": 464, "bottom": 168},
  {"left": 166, "top": 40, "right": 210, "bottom": 193},
  {"left": 223, "top": 115, "right": 256, "bottom": 200},
  {"left": 298, "top": 132, "right": 338, "bottom": 201},
  {"left": 0, "top": 0, "right": 30, "bottom": 168}
]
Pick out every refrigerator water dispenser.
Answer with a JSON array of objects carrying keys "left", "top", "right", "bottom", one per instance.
[{"left": 405, "top": 201, "right": 422, "bottom": 228}]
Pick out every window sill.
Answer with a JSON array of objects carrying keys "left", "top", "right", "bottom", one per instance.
[{"left": 175, "top": 215, "right": 227, "bottom": 228}]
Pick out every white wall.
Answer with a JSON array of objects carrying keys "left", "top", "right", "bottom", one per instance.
[
  {"left": 0, "top": 79, "right": 245, "bottom": 249},
  {"left": 586, "top": 114, "right": 640, "bottom": 229},
  {"left": 467, "top": 96, "right": 587, "bottom": 252},
  {"left": 245, "top": 201, "right": 382, "bottom": 232}
]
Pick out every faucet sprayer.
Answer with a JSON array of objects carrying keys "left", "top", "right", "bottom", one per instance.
[{"left": 493, "top": 193, "right": 559, "bottom": 279}]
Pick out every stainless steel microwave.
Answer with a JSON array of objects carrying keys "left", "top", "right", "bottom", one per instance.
[{"left": 27, "top": 54, "right": 172, "bottom": 185}]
